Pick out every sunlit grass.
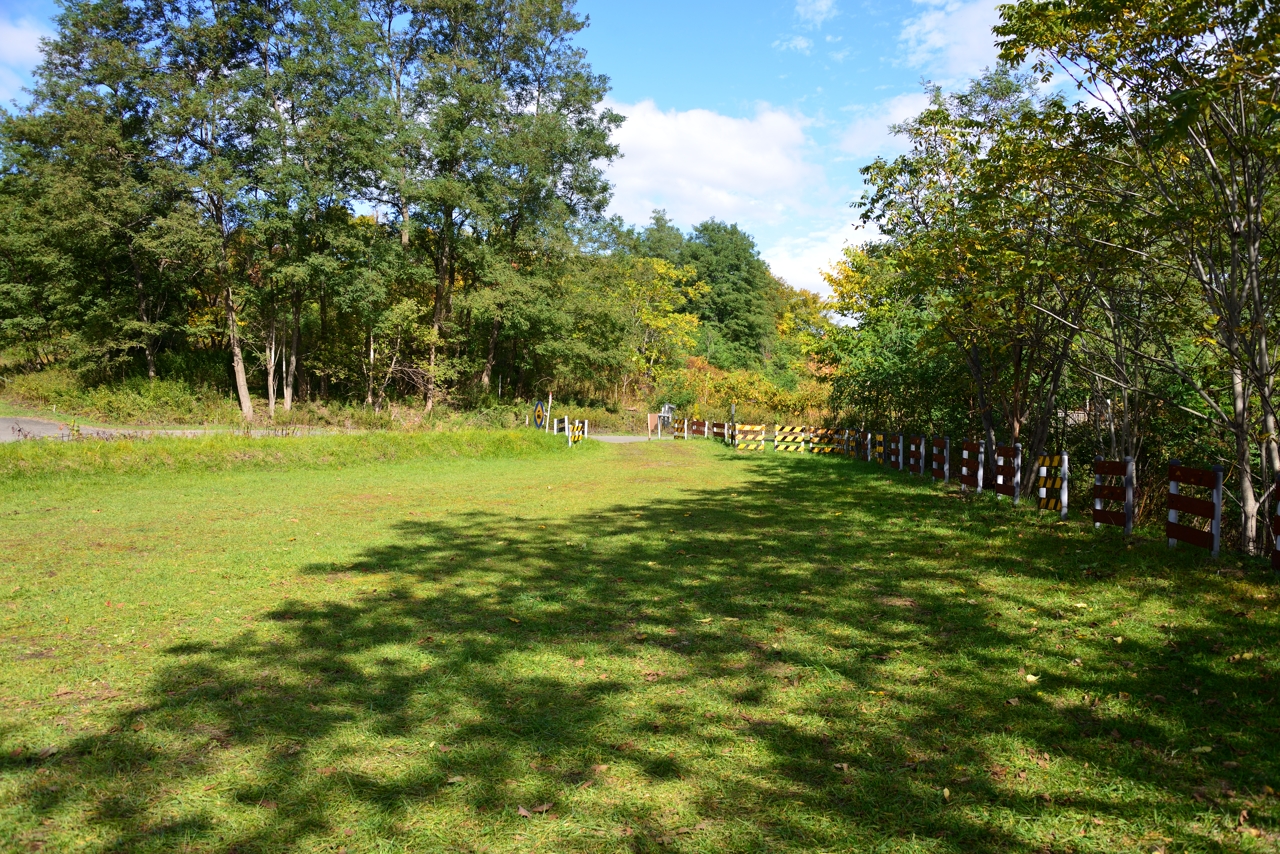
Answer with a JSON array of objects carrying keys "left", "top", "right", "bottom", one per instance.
[{"left": 0, "top": 437, "right": 1276, "bottom": 853}]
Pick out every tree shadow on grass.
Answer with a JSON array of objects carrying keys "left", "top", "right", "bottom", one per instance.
[{"left": 5, "top": 450, "right": 1278, "bottom": 852}]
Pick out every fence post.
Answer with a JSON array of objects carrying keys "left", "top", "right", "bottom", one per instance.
[
  {"left": 1123, "top": 455, "right": 1135, "bottom": 535},
  {"left": 1060, "top": 453, "right": 1069, "bottom": 520},
  {"left": 1013, "top": 442, "right": 1022, "bottom": 506},
  {"left": 898, "top": 433, "right": 905, "bottom": 471},
  {"left": 567, "top": 420, "right": 572, "bottom": 447},
  {"left": 1212, "top": 465, "right": 1224, "bottom": 558},
  {"left": 978, "top": 440, "right": 985, "bottom": 494},
  {"left": 585, "top": 420, "right": 589, "bottom": 440},
  {"left": 1096, "top": 455, "right": 1105, "bottom": 530}
]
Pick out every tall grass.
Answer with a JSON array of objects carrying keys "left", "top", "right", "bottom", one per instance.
[
  {"left": 0, "top": 428, "right": 574, "bottom": 482},
  {"left": 2, "top": 368, "right": 241, "bottom": 425}
]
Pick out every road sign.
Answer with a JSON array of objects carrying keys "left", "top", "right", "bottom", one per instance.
[{"left": 533, "top": 400, "right": 547, "bottom": 429}]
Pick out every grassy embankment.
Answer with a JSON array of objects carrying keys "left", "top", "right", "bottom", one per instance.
[
  {"left": 1, "top": 433, "right": 1277, "bottom": 853},
  {"left": 0, "top": 367, "right": 664, "bottom": 432}
]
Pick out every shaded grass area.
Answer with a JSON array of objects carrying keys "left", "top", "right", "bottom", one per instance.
[
  {"left": 1, "top": 441, "right": 1278, "bottom": 853},
  {"left": 0, "top": 429, "right": 571, "bottom": 481}
]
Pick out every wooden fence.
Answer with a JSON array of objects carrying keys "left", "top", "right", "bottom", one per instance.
[
  {"left": 1167, "top": 461, "right": 1223, "bottom": 557},
  {"left": 1093, "top": 456, "right": 1134, "bottom": 534},
  {"left": 622, "top": 419, "right": 1236, "bottom": 559},
  {"left": 907, "top": 435, "right": 926, "bottom": 475}
]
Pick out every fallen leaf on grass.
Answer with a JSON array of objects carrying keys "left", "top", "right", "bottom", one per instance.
[
  {"left": 1070, "top": 658, "right": 1082, "bottom": 667},
  {"left": 318, "top": 766, "right": 337, "bottom": 776},
  {"left": 37, "top": 746, "right": 57, "bottom": 759},
  {"left": 518, "top": 806, "right": 532, "bottom": 818},
  {"left": 507, "top": 617, "right": 520, "bottom": 624},
  {"left": 1192, "top": 746, "right": 1213, "bottom": 754},
  {"left": 943, "top": 787, "right": 950, "bottom": 801},
  {"left": 446, "top": 776, "right": 465, "bottom": 784},
  {"left": 1113, "top": 636, "right": 1124, "bottom": 644},
  {"left": 591, "top": 764, "right": 609, "bottom": 773},
  {"left": 258, "top": 799, "right": 277, "bottom": 809},
  {"left": 573, "top": 658, "right": 585, "bottom": 667},
  {"left": 1025, "top": 674, "right": 1040, "bottom": 684},
  {"left": 1006, "top": 698, "right": 1021, "bottom": 706},
  {"left": 695, "top": 618, "right": 713, "bottom": 623},
  {"left": 833, "top": 763, "right": 850, "bottom": 772},
  {"left": 531, "top": 803, "right": 552, "bottom": 813},
  {"left": 1152, "top": 694, "right": 1168, "bottom": 703}
]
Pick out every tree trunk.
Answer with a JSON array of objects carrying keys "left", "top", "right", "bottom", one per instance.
[
  {"left": 366, "top": 330, "right": 375, "bottom": 406},
  {"left": 130, "top": 249, "right": 157, "bottom": 379},
  {"left": 1231, "top": 364, "right": 1259, "bottom": 554},
  {"left": 283, "top": 286, "right": 300, "bottom": 411},
  {"left": 226, "top": 286, "right": 253, "bottom": 421},
  {"left": 265, "top": 314, "right": 278, "bottom": 419},
  {"left": 481, "top": 317, "right": 500, "bottom": 388}
]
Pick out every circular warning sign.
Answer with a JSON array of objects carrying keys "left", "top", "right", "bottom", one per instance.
[{"left": 533, "top": 400, "right": 547, "bottom": 429}]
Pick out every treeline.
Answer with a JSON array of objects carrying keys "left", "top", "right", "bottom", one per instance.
[
  {"left": 820, "top": 0, "right": 1280, "bottom": 554},
  {"left": 0, "top": 0, "right": 826, "bottom": 423}
]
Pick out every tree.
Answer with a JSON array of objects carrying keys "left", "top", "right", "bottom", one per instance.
[
  {"left": 998, "top": 0, "right": 1280, "bottom": 552},
  {"left": 678, "top": 219, "right": 777, "bottom": 370}
]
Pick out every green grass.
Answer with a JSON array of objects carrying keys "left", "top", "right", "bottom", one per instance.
[
  {"left": 1, "top": 438, "right": 1277, "bottom": 853},
  {"left": 0, "top": 430, "right": 567, "bottom": 481}
]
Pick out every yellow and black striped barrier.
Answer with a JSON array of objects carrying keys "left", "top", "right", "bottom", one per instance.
[
  {"left": 1037, "top": 453, "right": 1068, "bottom": 518},
  {"left": 774, "top": 425, "right": 806, "bottom": 452},
  {"left": 734, "top": 424, "right": 767, "bottom": 451},
  {"left": 809, "top": 427, "right": 844, "bottom": 454}
]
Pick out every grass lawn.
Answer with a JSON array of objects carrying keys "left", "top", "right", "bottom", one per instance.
[{"left": 1, "top": 435, "right": 1277, "bottom": 853}]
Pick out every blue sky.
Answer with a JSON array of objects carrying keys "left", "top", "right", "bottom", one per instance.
[{"left": 0, "top": 0, "right": 1005, "bottom": 292}]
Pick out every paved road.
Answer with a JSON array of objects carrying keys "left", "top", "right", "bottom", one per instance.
[
  {"left": 1, "top": 418, "right": 657, "bottom": 444},
  {"left": 0, "top": 417, "right": 325, "bottom": 443},
  {"left": 1, "top": 417, "right": 117, "bottom": 442}
]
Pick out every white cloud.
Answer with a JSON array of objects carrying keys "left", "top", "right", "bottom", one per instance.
[
  {"left": 0, "top": 17, "right": 48, "bottom": 68},
  {"left": 0, "top": 16, "right": 50, "bottom": 105},
  {"left": 603, "top": 99, "right": 820, "bottom": 230},
  {"left": 900, "top": 0, "right": 1001, "bottom": 81},
  {"left": 839, "top": 92, "right": 932, "bottom": 158},
  {"left": 773, "top": 35, "right": 812, "bottom": 54},
  {"left": 761, "top": 219, "right": 863, "bottom": 295},
  {"left": 796, "top": 0, "right": 837, "bottom": 26}
]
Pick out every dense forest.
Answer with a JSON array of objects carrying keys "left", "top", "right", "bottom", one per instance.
[
  {"left": 2, "top": 0, "right": 1279, "bottom": 554},
  {"left": 0, "top": 0, "right": 828, "bottom": 424}
]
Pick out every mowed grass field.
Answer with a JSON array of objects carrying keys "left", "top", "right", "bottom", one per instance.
[{"left": 1, "top": 434, "right": 1278, "bottom": 854}]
